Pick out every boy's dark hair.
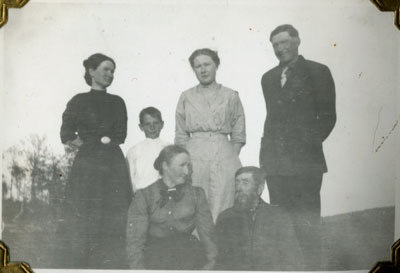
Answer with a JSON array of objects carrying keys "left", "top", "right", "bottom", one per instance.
[{"left": 139, "top": 107, "right": 163, "bottom": 124}]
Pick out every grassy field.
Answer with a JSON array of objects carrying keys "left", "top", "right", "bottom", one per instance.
[
  {"left": 2, "top": 201, "right": 395, "bottom": 270},
  {"left": 321, "top": 207, "right": 394, "bottom": 270}
]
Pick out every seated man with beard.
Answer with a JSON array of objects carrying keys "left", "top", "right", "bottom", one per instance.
[{"left": 215, "top": 166, "right": 304, "bottom": 271}]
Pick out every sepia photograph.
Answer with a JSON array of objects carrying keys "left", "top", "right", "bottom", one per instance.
[{"left": 1, "top": 0, "right": 399, "bottom": 271}]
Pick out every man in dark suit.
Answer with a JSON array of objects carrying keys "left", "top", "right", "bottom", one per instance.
[
  {"left": 259, "top": 24, "right": 336, "bottom": 269},
  {"left": 215, "top": 166, "right": 304, "bottom": 271}
]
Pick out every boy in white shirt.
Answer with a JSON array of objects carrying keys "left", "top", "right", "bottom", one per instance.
[{"left": 126, "top": 107, "right": 169, "bottom": 192}]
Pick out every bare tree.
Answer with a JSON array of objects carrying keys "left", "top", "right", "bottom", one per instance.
[
  {"left": 3, "top": 146, "right": 29, "bottom": 202},
  {"left": 2, "top": 134, "right": 74, "bottom": 223}
]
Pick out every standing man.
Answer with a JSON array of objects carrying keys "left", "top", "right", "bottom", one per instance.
[{"left": 260, "top": 24, "right": 336, "bottom": 269}]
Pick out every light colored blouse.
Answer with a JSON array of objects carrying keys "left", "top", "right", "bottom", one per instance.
[{"left": 175, "top": 83, "right": 246, "bottom": 145}]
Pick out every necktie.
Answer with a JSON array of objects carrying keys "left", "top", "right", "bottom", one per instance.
[{"left": 281, "top": 67, "right": 289, "bottom": 87}]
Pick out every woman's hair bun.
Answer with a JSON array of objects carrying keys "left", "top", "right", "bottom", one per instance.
[{"left": 82, "top": 53, "right": 116, "bottom": 86}]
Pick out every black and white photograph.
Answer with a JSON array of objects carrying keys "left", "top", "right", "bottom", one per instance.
[{"left": 1, "top": 0, "right": 399, "bottom": 271}]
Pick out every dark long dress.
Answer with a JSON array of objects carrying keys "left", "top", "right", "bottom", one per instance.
[{"left": 56, "top": 89, "right": 133, "bottom": 269}]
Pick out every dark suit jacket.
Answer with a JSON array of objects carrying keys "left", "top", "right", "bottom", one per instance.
[
  {"left": 215, "top": 200, "right": 304, "bottom": 271},
  {"left": 260, "top": 55, "right": 336, "bottom": 176}
]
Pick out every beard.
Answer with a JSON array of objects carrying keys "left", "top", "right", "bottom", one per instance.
[{"left": 234, "top": 191, "right": 259, "bottom": 211}]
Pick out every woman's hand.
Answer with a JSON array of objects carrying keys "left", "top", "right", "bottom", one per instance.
[
  {"left": 66, "top": 136, "right": 83, "bottom": 148},
  {"left": 64, "top": 136, "right": 83, "bottom": 153},
  {"left": 232, "top": 143, "right": 243, "bottom": 155}
]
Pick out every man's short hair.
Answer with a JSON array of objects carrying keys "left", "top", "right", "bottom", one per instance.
[
  {"left": 139, "top": 106, "right": 163, "bottom": 124},
  {"left": 235, "top": 166, "right": 266, "bottom": 186},
  {"left": 269, "top": 24, "right": 299, "bottom": 41}
]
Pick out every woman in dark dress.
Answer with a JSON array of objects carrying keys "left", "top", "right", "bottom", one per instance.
[{"left": 57, "top": 53, "right": 133, "bottom": 269}]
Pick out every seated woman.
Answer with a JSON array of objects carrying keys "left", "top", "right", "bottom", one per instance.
[{"left": 126, "top": 145, "right": 217, "bottom": 270}]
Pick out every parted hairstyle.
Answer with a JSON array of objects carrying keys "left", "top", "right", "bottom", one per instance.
[
  {"left": 83, "top": 53, "right": 116, "bottom": 86},
  {"left": 139, "top": 107, "right": 163, "bottom": 125},
  {"left": 269, "top": 24, "right": 300, "bottom": 41},
  {"left": 154, "top": 145, "right": 189, "bottom": 175},
  {"left": 235, "top": 166, "right": 266, "bottom": 187},
  {"left": 188, "top": 48, "right": 220, "bottom": 68}
]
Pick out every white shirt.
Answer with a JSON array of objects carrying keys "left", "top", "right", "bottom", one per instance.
[{"left": 126, "top": 138, "right": 169, "bottom": 192}]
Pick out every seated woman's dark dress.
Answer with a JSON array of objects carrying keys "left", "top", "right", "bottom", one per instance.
[
  {"left": 57, "top": 89, "right": 133, "bottom": 269},
  {"left": 126, "top": 179, "right": 217, "bottom": 270}
]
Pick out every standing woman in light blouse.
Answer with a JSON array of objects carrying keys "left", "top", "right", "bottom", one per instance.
[
  {"left": 175, "top": 48, "right": 246, "bottom": 221},
  {"left": 57, "top": 53, "right": 133, "bottom": 269}
]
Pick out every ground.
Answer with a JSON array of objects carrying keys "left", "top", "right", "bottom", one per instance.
[{"left": 2, "top": 201, "right": 395, "bottom": 270}]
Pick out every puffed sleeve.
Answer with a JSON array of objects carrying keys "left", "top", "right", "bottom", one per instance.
[
  {"left": 174, "top": 93, "right": 191, "bottom": 146},
  {"left": 111, "top": 96, "right": 128, "bottom": 145},
  {"left": 312, "top": 65, "right": 336, "bottom": 141},
  {"left": 60, "top": 95, "right": 80, "bottom": 144},
  {"left": 194, "top": 187, "right": 218, "bottom": 265},
  {"left": 126, "top": 190, "right": 149, "bottom": 269},
  {"left": 230, "top": 91, "right": 246, "bottom": 145}
]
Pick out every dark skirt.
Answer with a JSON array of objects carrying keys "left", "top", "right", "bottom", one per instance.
[
  {"left": 55, "top": 143, "right": 133, "bottom": 269},
  {"left": 144, "top": 233, "right": 207, "bottom": 270}
]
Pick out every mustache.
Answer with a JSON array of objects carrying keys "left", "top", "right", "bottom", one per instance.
[
  {"left": 235, "top": 191, "right": 251, "bottom": 200},
  {"left": 234, "top": 191, "right": 259, "bottom": 202}
]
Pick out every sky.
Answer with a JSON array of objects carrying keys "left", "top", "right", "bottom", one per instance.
[{"left": 1, "top": 0, "right": 399, "bottom": 218}]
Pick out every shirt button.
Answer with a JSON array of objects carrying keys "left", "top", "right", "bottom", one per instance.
[
  {"left": 169, "top": 227, "right": 173, "bottom": 231},
  {"left": 168, "top": 196, "right": 172, "bottom": 200},
  {"left": 168, "top": 211, "right": 172, "bottom": 215}
]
